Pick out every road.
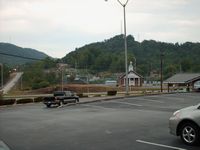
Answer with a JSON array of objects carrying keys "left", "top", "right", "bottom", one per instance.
[
  {"left": 0, "top": 93, "right": 200, "bottom": 150},
  {"left": 2, "top": 72, "right": 23, "bottom": 94}
]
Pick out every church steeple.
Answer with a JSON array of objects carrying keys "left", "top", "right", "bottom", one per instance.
[{"left": 129, "top": 61, "right": 133, "bottom": 71}]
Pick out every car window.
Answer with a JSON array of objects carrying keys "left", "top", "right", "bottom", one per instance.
[
  {"left": 54, "top": 92, "right": 64, "bottom": 96},
  {"left": 65, "top": 91, "right": 71, "bottom": 96}
]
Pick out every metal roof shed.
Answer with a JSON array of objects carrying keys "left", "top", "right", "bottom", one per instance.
[{"left": 164, "top": 73, "right": 200, "bottom": 92}]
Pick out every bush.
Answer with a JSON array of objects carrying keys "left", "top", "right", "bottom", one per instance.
[
  {"left": 0, "top": 91, "right": 3, "bottom": 100},
  {"left": 39, "top": 81, "right": 50, "bottom": 88},
  {"left": 107, "top": 91, "right": 117, "bottom": 96},
  {"left": 32, "top": 81, "right": 50, "bottom": 90},
  {"left": 16, "top": 98, "right": 33, "bottom": 104},
  {"left": 34, "top": 97, "right": 44, "bottom": 103},
  {"left": 93, "top": 94, "right": 101, "bottom": 97},
  {"left": 77, "top": 93, "right": 88, "bottom": 98},
  {"left": 77, "top": 93, "right": 83, "bottom": 97},
  {"left": 0, "top": 99, "right": 16, "bottom": 106}
]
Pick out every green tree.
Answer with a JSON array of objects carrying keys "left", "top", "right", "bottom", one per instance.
[{"left": 181, "top": 59, "right": 192, "bottom": 72}]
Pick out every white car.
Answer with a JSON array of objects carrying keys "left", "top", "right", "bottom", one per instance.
[{"left": 169, "top": 104, "right": 200, "bottom": 145}]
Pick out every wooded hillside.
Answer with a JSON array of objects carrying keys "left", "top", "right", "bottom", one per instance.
[
  {"left": 62, "top": 35, "right": 200, "bottom": 78},
  {"left": 0, "top": 43, "right": 48, "bottom": 66}
]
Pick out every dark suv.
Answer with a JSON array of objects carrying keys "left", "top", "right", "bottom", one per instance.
[{"left": 43, "top": 91, "right": 79, "bottom": 107}]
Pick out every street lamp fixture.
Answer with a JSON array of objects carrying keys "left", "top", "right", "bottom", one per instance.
[{"left": 105, "top": 0, "right": 130, "bottom": 95}]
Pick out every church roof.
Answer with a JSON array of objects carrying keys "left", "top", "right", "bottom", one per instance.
[{"left": 119, "top": 70, "right": 143, "bottom": 79}]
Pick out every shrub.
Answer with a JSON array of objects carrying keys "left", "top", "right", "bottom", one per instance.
[
  {"left": 16, "top": 98, "right": 33, "bottom": 104},
  {"left": 82, "top": 95, "right": 89, "bottom": 98},
  {"left": 0, "top": 99, "right": 16, "bottom": 106},
  {"left": 39, "top": 81, "right": 50, "bottom": 88},
  {"left": 93, "top": 94, "right": 101, "bottom": 97},
  {"left": 77, "top": 93, "right": 83, "bottom": 97},
  {"left": 77, "top": 93, "right": 88, "bottom": 98},
  {"left": 34, "top": 97, "right": 44, "bottom": 103},
  {"left": 32, "top": 81, "right": 50, "bottom": 90},
  {"left": 0, "top": 91, "right": 3, "bottom": 100},
  {"left": 107, "top": 91, "right": 117, "bottom": 96}
]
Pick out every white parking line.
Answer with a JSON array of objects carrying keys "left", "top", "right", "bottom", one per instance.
[
  {"left": 161, "top": 96, "right": 184, "bottom": 101},
  {"left": 130, "top": 97, "right": 164, "bottom": 103},
  {"left": 83, "top": 104, "right": 114, "bottom": 110},
  {"left": 112, "top": 101, "right": 142, "bottom": 107},
  {"left": 136, "top": 140, "right": 187, "bottom": 150}
]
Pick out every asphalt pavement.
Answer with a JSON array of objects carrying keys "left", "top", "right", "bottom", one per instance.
[{"left": 0, "top": 92, "right": 200, "bottom": 150}]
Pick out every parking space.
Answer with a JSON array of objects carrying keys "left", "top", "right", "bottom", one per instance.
[{"left": 0, "top": 93, "right": 199, "bottom": 150}]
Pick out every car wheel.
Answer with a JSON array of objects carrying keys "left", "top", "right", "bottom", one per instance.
[
  {"left": 180, "top": 122, "right": 200, "bottom": 145},
  {"left": 59, "top": 100, "right": 64, "bottom": 106},
  {"left": 76, "top": 98, "right": 79, "bottom": 103},
  {"left": 46, "top": 104, "right": 51, "bottom": 108}
]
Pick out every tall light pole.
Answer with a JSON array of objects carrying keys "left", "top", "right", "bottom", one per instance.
[
  {"left": 105, "top": 0, "right": 129, "bottom": 95},
  {"left": 160, "top": 51, "right": 164, "bottom": 93},
  {"left": 59, "top": 64, "right": 65, "bottom": 92},
  {"left": 61, "top": 68, "right": 64, "bottom": 91},
  {"left": 0, "top": 63, "right": 3, "bottom": 90}
]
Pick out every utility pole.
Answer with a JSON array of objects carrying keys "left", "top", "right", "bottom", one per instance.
[
  {"left": 133, "top": 57, "right": 136, "bottom": 71},
  {"left": 20, "top": 75, "right": 23, "bottom": 90},
  {"left": 0, "top": 63, "right": 3, "bottom": 90},
  {"left": 160, "top": 51, "right": 164, "bottom": 93},
  {"left": 61, "top": 68, "right": 64, "bottom": 91}
]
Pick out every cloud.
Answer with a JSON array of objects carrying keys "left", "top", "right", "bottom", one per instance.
[{"left": 0, "top": 0, "right": 199, "bottom": 58}]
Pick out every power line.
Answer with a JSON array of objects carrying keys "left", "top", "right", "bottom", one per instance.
[{"left": 0, "top": 52, "right": 44, "bottom": 61}]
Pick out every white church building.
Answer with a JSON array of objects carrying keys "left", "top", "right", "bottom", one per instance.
[{"left": 118, "top": 61, "right": 143, "bottom": 87}]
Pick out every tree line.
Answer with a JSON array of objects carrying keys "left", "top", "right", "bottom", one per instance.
[
  {"left": 2, "top": 34, "right": 200, "bottom": 90},
  {"left": 62, "top": 34, "right": 200, "bottom": 79}
]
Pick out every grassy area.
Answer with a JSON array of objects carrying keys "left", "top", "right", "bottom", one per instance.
[{"left": 6, "top": 84, "right": 171, "bottom": 96}]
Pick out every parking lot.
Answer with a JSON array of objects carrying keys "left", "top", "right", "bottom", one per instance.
[{"left": 0, "top": 93, "right": 200, "bottom": 150}]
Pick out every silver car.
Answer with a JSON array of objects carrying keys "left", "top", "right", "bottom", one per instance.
[{"left": 169, "top": 103, "right": 200, "bottom": 145}]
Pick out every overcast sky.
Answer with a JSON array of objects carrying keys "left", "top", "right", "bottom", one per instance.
[{"left": 0, "top": 0, "right": 200, "bottom": 58}]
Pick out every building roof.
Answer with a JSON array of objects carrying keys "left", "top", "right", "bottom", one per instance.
[
  {"left": 164, "top": 73, "right": 200, "bottom": 84},
  {"left": 120, "top": 70, "right": 143, "bottom": 79}
]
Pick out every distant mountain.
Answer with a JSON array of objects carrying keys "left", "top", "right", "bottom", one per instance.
[
  {"left": 0, "top": 43, "right": 49, "bottom": 66},
  {"left": 62, "top": 34, "right": 200, "bottom": 79}
]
